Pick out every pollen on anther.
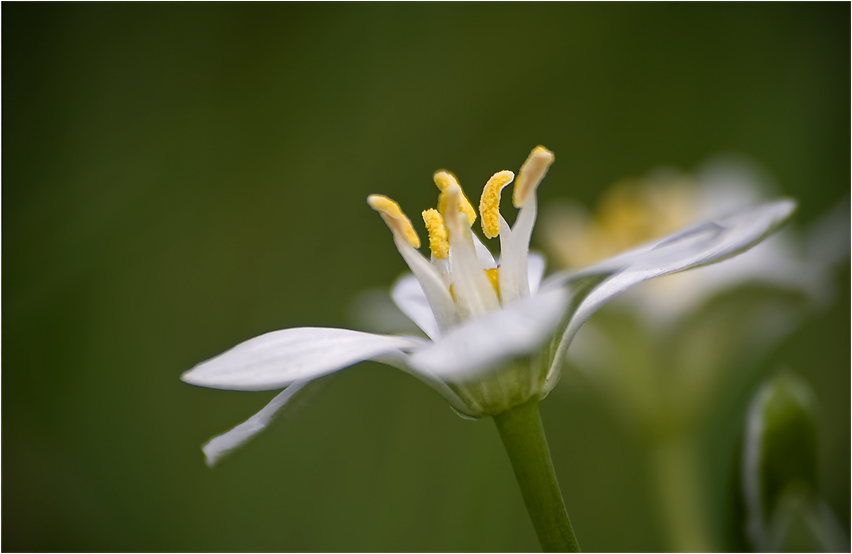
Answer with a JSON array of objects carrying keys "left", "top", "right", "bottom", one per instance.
[
  {"left": 422, "top": 208, "right": 449, "bottom": 259},
  {"left": 514, "top": 146, "right": 555, "bottom": 208},
  {"left": 479, "top": 170, "right": 515, "bottom": 239},
  {"left": 367, "top": 194, "right": 421, "bottom": 248},
  {"left": 434, "top": 171, "right": 477, "bottom": 226}
]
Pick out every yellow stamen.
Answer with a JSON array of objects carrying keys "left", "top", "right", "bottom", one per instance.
[
  {"left": 422, "top": 208, "right": 449, "bottom": 259},
  {"left": 478, "top": 170, "right": 515, "bottom": 239},
  {"left": 449, "top": 268, "right": 500, "bottom": 301},
  {"left": 434, "top": 171, "right": 477, "bottom": 226},
  {"left": 514, "top": 146, "right": 555, "bottom": 208},
  {"left": 485, "top": 267, "right": 500, "bottom": 298},
  {"left": 367, "top": 194, "right": 421, "bottom": 248}
]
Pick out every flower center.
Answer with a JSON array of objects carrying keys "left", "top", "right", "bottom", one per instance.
[
  {"left": 367, "top": 145, "right": 554, "bottom": 322},
  {"left": 541, "top": 175, "right": 699, "bottom": 268},
  {"left": 449, "top": 267, "right": 501, "bottom": 302}
]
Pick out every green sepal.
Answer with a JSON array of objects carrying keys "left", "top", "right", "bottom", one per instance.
[{"left": 742, "top": 372, "right": 819, "bottom": 551}]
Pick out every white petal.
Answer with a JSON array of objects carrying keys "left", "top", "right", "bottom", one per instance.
[
  {"left": 585, "top": 199, "right": 794, "bottom": 277},
  {"left": 446, "top": 207, "right": 499, "bottom": 318},
  {"left": 696, "top": 156, "right": 773, "bottom": 218},
  {"left": 471, "top": 230, "right": 497, "bottom": 269},
  {"left": 494, "top": 215, "right": 543, "bottom": 293},
  {"left": 394, "top": 236, "right": 459, "bottom": 331},
  {"left": 202, "top": 378, "right": 322, "bottom": 467},
  {"left": 182, "top": 328, "right": 426, "bottom": 391},
  {"left": 348, "top": 287, "right": 424, "bottom": 336},
  {"left": 391, "top": 274, "right": 441, "bottom": 339},
  {"left": 430, "top": 256, "right": 451, "bottom": 284},
  {"left": 408, "top": 287, "right": 569, "bottom": 381},
  {"left": 527, "top": 251, "right": 546, "bottom": 294},
  {"left": 499, "top": 198, "right": 536, "bottom": 302},
  {"left": 619, "top": 233, "right": 816, "bottom": 326},
  {"left": 547, "top": 199, "right": 797, "bottom": 374}
]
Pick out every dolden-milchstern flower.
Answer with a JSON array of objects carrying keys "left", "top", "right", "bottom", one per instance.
[{"left": 182, "top": 146, "right": 796, "bottom": 466}]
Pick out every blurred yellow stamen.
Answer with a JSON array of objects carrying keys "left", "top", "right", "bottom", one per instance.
[
  {"left": 434, "top": 171, "right": 477, "bottom": 226},
  {"left": 597, "top": 180, "right": 696, "bottom": 252},
  {"left": 485, "top": 267, "right": 500, "bottom": 297},
  {"left": 367, "top": 194, "right": 421, "bottom": 248},
  {"left": 479, "top": 170, "right": 515, "bottom": 239},
  {"left": 540, "top": 176, "right": 699, "bottom": 268},
  {"left": 422, "top": 208, "right": 449, "bottom": 259},
  {"left": 514, "top": 146, "right": 555, "bottom": 208}
]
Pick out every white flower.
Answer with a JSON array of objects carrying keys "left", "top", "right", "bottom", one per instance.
[
  {"left": 543, "top": 157, "right": 843, "bottom": 327},
  {"left": 540, "top": 156, "right": 844, "bottom": 432},
  {"left": 182, "top": 147, "right": 796, "bottom": 466}
]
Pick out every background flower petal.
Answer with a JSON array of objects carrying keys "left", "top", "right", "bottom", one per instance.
[
  {"left": 547, "top": 199, "right": 798, "bottom": 376},
  {"left": 391, "top": 274, "right": 441, "bottom": 339}
]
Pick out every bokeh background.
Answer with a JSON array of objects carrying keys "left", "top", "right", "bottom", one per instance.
[{"left": 4, "top": 3, "right": 849, "bottom": 552}]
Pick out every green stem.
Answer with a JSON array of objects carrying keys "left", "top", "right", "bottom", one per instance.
[
  {"left": 648, "top": 436, "right": 715, "bottom": 552},
  {"left": 493, "top": 399, "right": 580, "bottom": 552}
]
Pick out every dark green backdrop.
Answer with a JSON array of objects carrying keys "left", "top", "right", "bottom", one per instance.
[{"left": 4, "top": 3, "right": 849, "bottom": 551}]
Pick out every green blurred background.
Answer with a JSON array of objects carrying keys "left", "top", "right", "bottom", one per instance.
[{"left": 4, "top": 3, "right": 848, "bottom": 551}]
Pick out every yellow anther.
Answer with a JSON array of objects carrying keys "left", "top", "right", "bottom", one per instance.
[
  {"left": 367, "top": 194, "right": 421, "bottom": 248},
  {"left": 485, "top": 267, "right": 500, "bottom": 298},
  {"left": 514, "top": 145, "right": 555, "bottom": 208},
  {"left": 479, "top": 170, "right": 515, "bottom": 239},
  {"left": 434, "top": 171, "right": 477, "bottom": 226},
  {"left": 422, "top": 208, "right": 449, "bottom": 259},
  {"left": 449, "top": 268, "right": 500, "bottom": 302}
]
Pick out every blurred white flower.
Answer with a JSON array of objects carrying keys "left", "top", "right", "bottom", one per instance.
[
  {"left": 183, "top": 148, "right": 795, "bottom": 466},
  {"left": 540, "top": 157, "right": 844, "bottom": 552},
  {"left": 541, "top": 155, "right": 846, "bottom": 431}
]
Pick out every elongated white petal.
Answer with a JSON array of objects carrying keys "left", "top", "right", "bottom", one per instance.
[
  {"left": 619, "top": 233, "right": 816, "bottom": 326},
  {"left": 499, "top": 198, "right": 536, "bottom": 302},
  {"left": 394, "top": 236, "right": 459, "bottom": 331},
  {"left": 471, "top": 230, "right": 497, "bottom": 269},
  {"left": 566, "top": 199, "right": 795, "bottom": 281},
  {"left": 349, "top": 287, "right": 424, "bottom": 336},
  {"left": 408, "top": 287, "right": 569, "bottom": 380},
  {"left": 391, "top": 274, "right": 441, "bottom": 340},
  {"left": 182, "top": 328, "right": 427, "bottom": 391},
  {"left": 445, "top": 198, "right": 500, "bottom": 317},
  {"left": 202, "top": 378, "right": 325, "bottom": 467},
  {"left": 527, "top": 251, "right": 546, "bottom": 294},
  {"left": 547, "top": 199, "right": 797, "bottom": 375}
]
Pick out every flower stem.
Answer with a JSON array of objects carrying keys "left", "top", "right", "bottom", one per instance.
[
  {"left": 648, "top": 436, "right": 715, "bottom": 552},
  {"left": 493, "top": 399, "right": 580, "bottom": 552}
]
